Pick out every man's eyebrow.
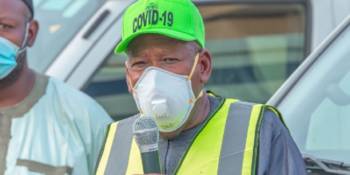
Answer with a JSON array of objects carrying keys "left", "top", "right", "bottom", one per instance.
[
  {"left": 0, "top": 16, "right": 16, "bottom": 22},
  {"left": 0, "top": 17, "right": 10, "bottom": 21},
  {"left": 128, "top": 50, "right": 175, "bottom": 58}
]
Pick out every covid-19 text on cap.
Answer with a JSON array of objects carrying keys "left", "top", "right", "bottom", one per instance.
[{"left": 133, "top": 9, "right": 174, "bottom": 33}]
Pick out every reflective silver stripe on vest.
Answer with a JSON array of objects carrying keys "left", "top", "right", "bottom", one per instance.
[
  {"left": 104, "top": 115, "right": 139, "bottom": 175},
  {"left": 218, "top": 101, "right": 256, "bottom": 175}
]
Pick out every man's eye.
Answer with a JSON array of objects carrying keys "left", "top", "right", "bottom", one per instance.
[
  {"left": 0, "top": 24, "right": 12, "bottom": 29},
  {"left": 164, "top": 58, "right": 178, "bottom": 62},
  {"left": 132, "top": 61, "right": 146, "bottom": 67}
]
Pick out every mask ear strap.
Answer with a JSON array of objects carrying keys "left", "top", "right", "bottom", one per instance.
[
  {"left": 189, "top": 89, "right": 203, "bottom": 103},
  {"left": 17, "top": 23, "right": 30, "bottom": 56},
  {"left": 127, "top": 77, "right": 136, "bottom": 94},
  {"left": 128, "top": 77, "right": 133, "bottom": 88},
  {"left": 186, "top": 53, "right": 200, "bottom": 81},
  {"left": 21, "top": 23, "right": 29, "bottom": 48},
  {"left": 187, "top": 53, "right": 203, "bottom": 103}
]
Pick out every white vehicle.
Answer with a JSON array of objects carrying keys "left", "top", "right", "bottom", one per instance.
[
  {"left": 267, "top": 15, "right": 350, "bottom": 174},
  {"left": 28, "top": 0, "right": 350, "bottom": 120}
]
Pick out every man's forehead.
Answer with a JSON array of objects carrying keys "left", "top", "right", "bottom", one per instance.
[
  {"left": 128, "top": 34, "right": 187, "bottom": 51},
  {"left": 132, "top": 34, "right": 183, "bottom": 44},
  {"left": 0, "top": 0, "right": 25, "bottom": 7},
  {"left": 0, "top": 0, "right": 27, "bottom": 17},
  {"left": 127, "top": 45, "right": 177, "bottom": 59}
]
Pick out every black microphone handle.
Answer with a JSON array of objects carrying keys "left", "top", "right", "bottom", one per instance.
[{"left": 141, "top": 151, "right": 162, "bottom": 174}]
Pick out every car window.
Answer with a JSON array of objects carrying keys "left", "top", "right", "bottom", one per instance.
[
  {"left": 27, "top": 0, "right": 106, "bottom": 72},
  {"left": 199, "top": 3, "right": 307, "bottom": 103},
  {"left": 278, "top": 23, "right": 350, "bottom": 163},
  {"left": 83, "top": 2, "right": 308, "bottom": 121}
]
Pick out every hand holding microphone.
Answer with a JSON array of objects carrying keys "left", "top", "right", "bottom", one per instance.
[{"left": 133, "top": 116, "right": 162, "bottom": 174}]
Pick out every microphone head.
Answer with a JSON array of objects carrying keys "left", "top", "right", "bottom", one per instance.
[{"left": 133, "top": 116, "right": 159, "bottom": 152}]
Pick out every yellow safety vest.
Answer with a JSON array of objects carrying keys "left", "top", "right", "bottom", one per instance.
[{"left": 95, "top": 97, "right": 285, "bottom": 175}]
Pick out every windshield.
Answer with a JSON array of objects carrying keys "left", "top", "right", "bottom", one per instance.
[
  {"left": 27, "top": 0, "right": 106, "bottom": 72},
  {"left": 277, "top": 22, "right": 350, "bottom": 163}
]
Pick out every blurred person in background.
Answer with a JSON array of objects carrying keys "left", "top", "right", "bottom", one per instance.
[
  {"left": 0, "top": 0, "right": 113, "bottom": 174},
  {"left": 95, "top": 0, "right": 307, "bottom": 174}
]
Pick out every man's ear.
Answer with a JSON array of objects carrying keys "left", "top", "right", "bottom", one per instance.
[
  {"left": 199, "top": 49, "right": 212, "bottom": 84},
  {"left": 26, "top": 20, "right": 39, "bottom": 47}
]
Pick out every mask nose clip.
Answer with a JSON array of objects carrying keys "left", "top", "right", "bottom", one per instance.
[{"left": 152, "top": 99, "right": 169, "bottom": 118}]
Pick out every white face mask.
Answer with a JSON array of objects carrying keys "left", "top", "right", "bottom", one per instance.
[{"left": 131, "top": 53, "right": 203, "bottom": 132}]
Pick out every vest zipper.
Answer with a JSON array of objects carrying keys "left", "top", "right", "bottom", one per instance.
[{"left": 172, "top": 97, "right": 226, "bottom": 175}]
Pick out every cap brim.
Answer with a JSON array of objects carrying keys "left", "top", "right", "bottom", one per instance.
[{"left": 114, "top": 28, "right": 196, "bottom": 54}]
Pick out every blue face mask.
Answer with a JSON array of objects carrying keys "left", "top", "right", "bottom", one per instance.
[
  {"left": 0, "top": 37, "right": 20, "bottom": 79},
  {"left": 0, "top": 24, "right": 29, "bottom": 80}
]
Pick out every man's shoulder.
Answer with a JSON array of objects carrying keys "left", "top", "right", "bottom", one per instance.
[
  {"left": 260, "top": 108, "right": 289, "bottom": 136},
  {"left": 262, "top": 109, "right": 282, "bottom": 125},
  {"left": 225, "top": 99, "right": 286, "bottom": 128},
  {"left": 228, "top": 101, "right": 291, "bottom": 141}
]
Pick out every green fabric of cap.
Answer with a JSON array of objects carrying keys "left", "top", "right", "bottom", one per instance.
[{"left": 115, "top": 0, "right": 205, "bottom": 53}]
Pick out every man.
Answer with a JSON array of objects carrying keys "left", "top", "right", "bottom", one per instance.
[
  {"left": 95, "top": 0, "right": 307, "bottom": 174},
  {"left": 0, "top": 0, "right": 113, "bottom": 174}
]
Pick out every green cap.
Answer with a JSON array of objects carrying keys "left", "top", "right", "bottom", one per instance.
[{"left": 115, "top": 0, "right": 205, "bottom": 53}]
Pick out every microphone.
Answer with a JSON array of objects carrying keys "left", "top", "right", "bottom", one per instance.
[{"left": 133, "top": 116, "right": 162, "bottom": 174}]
